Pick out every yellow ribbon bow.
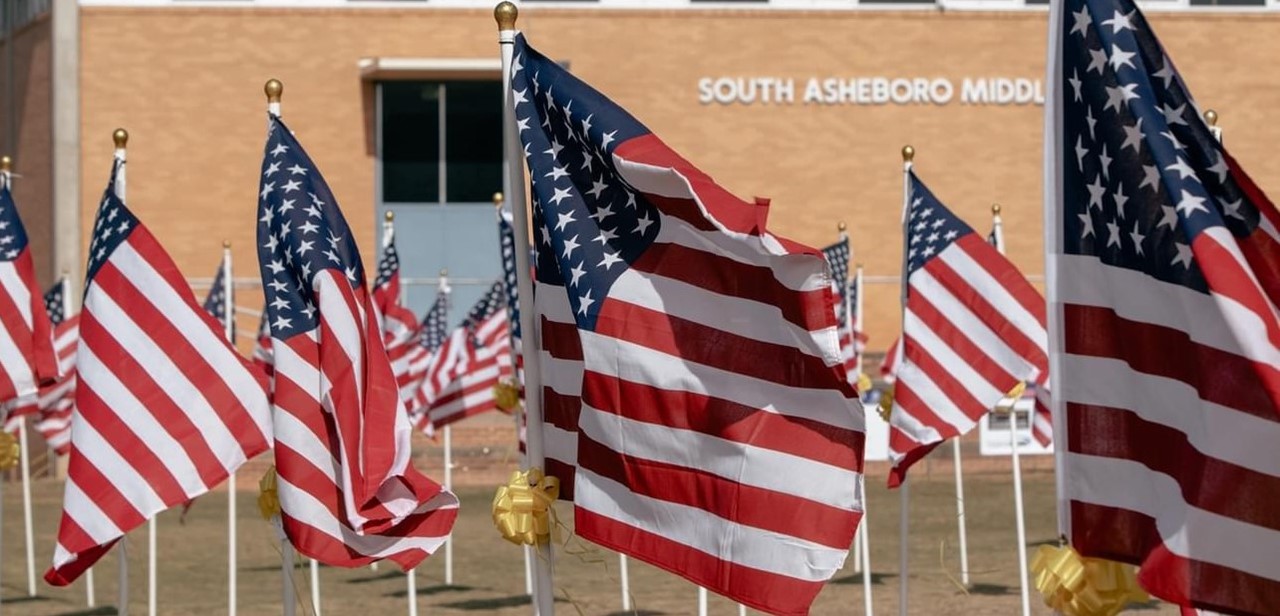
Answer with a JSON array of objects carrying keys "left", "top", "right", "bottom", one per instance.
[
  {"left": 0, "top": 430, "right": 18, "bottom": 471},
  {"left": 877, "top": 386, "right": 894, "bottom": 422},
  {"left": 856, "top": 373, "right": 872, "bottom": 394},
  {"left": 1031, "top": 544, "right": 1148, "bottom": 616},
  {"left": 492, "top": 468, "right": 560, "bottom": 546},
  {"left": 258, "top": 465, "right": 281, "bottom": 520},
  {"left": 493, "top": 379, "right": 521, "bottom": 414}
]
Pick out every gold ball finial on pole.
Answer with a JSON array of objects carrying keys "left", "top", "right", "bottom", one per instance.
[
  {"left": 493, "top": 192, "right": 504, "bottom": 208},
  {"left": 439, "top": 268, "right": 449, "bottom": 277},
  {"left": 494, "top": 1, "right": 519, "bottom": 30},
  {"left": 837, "top": 221, "right": 847, "bottom": 232},
  {"left": 1204, "top": 109, "right": 1218, "bottom": 127},
  {"left": 901, "top": 145, "right": 915, "bottom": 163},
  {"left": 113, "top": 128, "right": 129, "bottom": 149},
  {"left": 265, "top": 79, "right": 283, "bottom": 104},
  {"left": 992, "top": 203, "right": 1002, "bottom": 215},
  {"left": 223, "top": 240, "right": 232, "bottom": 249},
  {"left": 0, "top": 156, "right": 11, "bottom": 173},
  {"left": 384, "top": 211, "right": 395, "bottom": 222}
]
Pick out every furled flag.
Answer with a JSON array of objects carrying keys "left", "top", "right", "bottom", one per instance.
[
  {"left": 514, "top": 35, "right": 864, "bottom": 614},
  {"left": 46, "top": 158, "right": 273, "bottom": 585},
  {"left": 880, "top": 336, "right": 902, "bottom": 382},
  {"left": 1049, "top": 0, "right": 1280, "bottom": 609},
  {"left": 257, "top": 114, "right": 457, "bottom": 568},
  {"left": 497, "top": 208, "right": 523, "bottom": 353},
  {"left": 420, "top": 281, "right": 514, "bottom": 430},
  {"left": 887, "top": 172, "right": 1047, "bottom": 487},
  {"left": 203, "top": 256, "right": 235, "bottom": 340},
  {"left": 0, "top": 176, "right": 58, "bottom": 406},
  {"left": 409, "top": 283, "right": 455, "bottom": 417},
  {"left": 250, "top": 310, "right": 273, "bottom": 377},
  {"left": 33, "top": 280, "right": 79, "bottom": 455},
  {"left": 373, "top": 228, "right": 418, "bottom": 354},
  {"left": 821, "top": 237, "right": 860, "bottom": 384}
]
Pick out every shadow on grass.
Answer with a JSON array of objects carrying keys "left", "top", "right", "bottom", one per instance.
[
  {"left": 1026, "top": 537, "right": 1061, "bottom": 547},
  {"left": 831, "top": 571, "right": 895, "bottom": 586},
  {"left": 345, "top": 570, "right": 427, "bottom": 585},
  {"left": 435, "top": 594, "right": 568, "bottom": 610},
  {"left": 603, "top": 610, "right": 665, "bottom": 616},
  {"left": 385, "top": 583, "right": 476, "bottom": 598},
  {"left": 968, "top": 583, "right": 1012, "bottom": 596},
  {"left": 52, "top": 608, "right": 119, "bottom": 616},
  {"left": 3, "top": 595, "right": 52, "bottom": 604}
]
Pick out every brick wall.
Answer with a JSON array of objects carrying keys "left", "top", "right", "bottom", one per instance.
[{"left": 0, "top": 15, "right": 54, "bottom": 286}]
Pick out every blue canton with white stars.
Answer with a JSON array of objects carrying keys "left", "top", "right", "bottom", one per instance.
[
  {"left": 203, "top": 261, "right": 235, "bottom": 339},
  {"left": 86, "top": 161, "right": 141, "bottom": 284},
  {"left": 256, "top": 116, "right": 366, "bottom": 340},
  {"left": 497, "top": 212, "right": 522, "bottom": 341},
  {"left": 0, "top": 183, "right": 29, "bottom": 262},
  {"left": 822, "top": 238, "right": 850, "bottom": 322},
  {"left": 462, "top": 281, "right": 506, "bottom": 345},
  {"left": 419, "top": 291, "right": 449, "bottom": 353},
  {"left": 374, "top": 239, "right": 400, "bottom": 291},
  {"left": 1061, "top": 0, "right": 1258, "bottom": 294},
  {"left": 43, "top": 281, "right": 65, "bottom": 326},
  {"left": 905, "top": 171, "right": 974, "bottom": 277},
  {"left": 514, "top": 35, "right": 659, "bottom": 331}
]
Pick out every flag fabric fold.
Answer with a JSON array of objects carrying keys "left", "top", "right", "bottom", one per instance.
[
  {"left": 513, "top": 34, "right": 864, "bottom": 615},
  {"left": 46, "top": 159, "right": 273, "bottom": 585},
  {"left": 420, "top": 281, "right": 515, "bottom": 431},
  {"left": 0, "top": 179, "right": 59, "bottom": 406},
  {"left": 1049, "top": 0, "right": 1280, "bottom": 610},
  {"left": 887, "top": 171, "right": 1048, "bottom": 487},
  {"left": 256, "top": 114, "right": 457, "bottom": 569}
]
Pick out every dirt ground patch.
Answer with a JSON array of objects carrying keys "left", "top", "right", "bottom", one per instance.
[{"left": 1, "top": 464, "right": 1175, "bottom": 615}]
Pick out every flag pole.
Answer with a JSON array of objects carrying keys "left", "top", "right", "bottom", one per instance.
[
  {"left": 898, "top": 145, "right": 914, "bottom": 616},
  {"left": 496, "top": 4, "right": 556, "bottom": 614},
  {"left": 60, "top": 272, "right": 95, "bottom": 608},
  {"left": 309, "top": 558, "right": 320, "bottom": 615},
  {"left": 838, "top": 223, "right": 864, "bottom": 580},
  {"left": 0, "top": 156, "right": 7, "bottom": 616},
  {"left": 495, "top": 192, "right": 536, "bottom": 598},
  {"left": 385, "top": 212, "right": 420, "bottom": 616},
  {"left": 4, "top": 155, "right": 38, "bottom": 599},
  {"left": 698, "top": 587, "right": 708, "bottom": 616},
  {"left": 111, "top": 128, "right": 132, "bottom": 616},
  {"left": 1204, "top": 109, "right": 1222, "bottom": 144},
  {"left": 264, "top": 79, "right": 298, "bottom": 616},
  {"left": 221, "top": 241, "right": 238, "bottom": 616},
  {"left": 854, "top": 263, "right": 873, "bottom": 616},
  {"left": 440, "top": 266, "right": 455, "bottom": 589},
  {"left": 989, "top": 208, "right": 1030, "bottom": 616}
]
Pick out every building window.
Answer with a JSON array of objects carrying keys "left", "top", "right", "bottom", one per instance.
[{"left": 380, "top": 80, "right": 503, "bottom": 204}]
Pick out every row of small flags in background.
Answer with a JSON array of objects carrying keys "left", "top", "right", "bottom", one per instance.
[{"left": 0, "top": 0, "right": 1272, "bottom": 612}]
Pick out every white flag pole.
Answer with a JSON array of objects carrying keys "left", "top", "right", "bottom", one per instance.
[
  {"left": 444, "top": 422, "right": 454, "bottom": 586},
  {"left": 497, "top": 5, "right": 556, "bottom": 614},
  {"left": 62, "top": 272, "right": 95, "bottom": 608},
  {"left": 897, "top": 145, "right": 914, "bottom": 616},
  {"left": 838, "top": 224, "right": 863, "bottom": 579},
  {"left": 697, "top": 587, "right": 708, "bottom": 616},
  {"left": 989, "top": 209, "right": 1030, "bottom": 616},
  {"left": 264, "top": 79, "right": 298, "bottom": 616},
  {"left": 952, "top": 442, "right": 969, "bottom": 587},
  {"left": 112, "top": 128, "right": 131, "bottom": 616},
  {"left": 221, "top": 241, "right": 237, "bottom": 616},
  {"left": 854, "top": 265, "right": 873, "bottom": 616},
  {"left": 309, "top": 559, "right": 321, "bottom": 615},
  {"left": 619, "top": 554, "right": 630, "bottom": 610}
]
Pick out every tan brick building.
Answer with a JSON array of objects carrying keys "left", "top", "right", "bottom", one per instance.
[{"left": 2, "top": 0, "right": 1279, "bottom": 350}]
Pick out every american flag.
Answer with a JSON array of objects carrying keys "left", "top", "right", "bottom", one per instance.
[
  {"left": 202, "top": 257, "right": 235, "bottom": 340},
  {"left": 373, "top": 228, "right": 419, "bottom": 354},
  {"left": 33, "top": 280, "right": 79, "bottom": 455},
  {"left": 257, "top": 115, "right": 457, "bottom": 568},
  {"left": 420, "top": 281, "right": 514, "bottom": 431},
  {"left": 402, "top": 284, "right": 449, "bottom": 419},
  {"left": 0, "top": 177, "right": 58, "bottom": 408},
  {"left": 1050, "top": 0, "right": 1280, "bottom": 609},
  {"left": 514, "top": 35, "right": 864, "bottom": 614},
  {"left": 821, "top": 237, "right": 861, "bottom": 384},
  {"left": 880, "top": 336, "right": 902, "bottom": 383},
  {"left": 498, "top": 208, "right": 523, "bottom": 351},
  {"left": 887, "top": 171, "right": 1048, "bottom": 487},
  {"left": 46, "top": 159, "right": 273, "bottom": 585}
]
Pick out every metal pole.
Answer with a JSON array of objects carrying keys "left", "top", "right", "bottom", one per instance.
[
  {"left": 18, "top": 419, "right": 34, "bottom": 595},
  {"left": 444, "top": 423, "right": 453, "bottom": 586},
  {"left": 497, "top": 4, "right": 555, "bottom": 613},
  {"left": 860, "top": 477, "right": 873, "bottom": 616},
  {"left": 619, "top": 554, "right": 630, "bottom": 610},
  {"left": 952, "top": 439, "right": 970, "bottom": 587},
  {"left": 148, "top": 517, "right": 156, "bottom": 616},
  {"left": 113, "top": 128, "right": 130, "bottom": 616},
  {"left": 897, "top": 145, "right": 914, "bottom": 616},
  {"left": 222, "top": 243, "right": 237, "bottom": 616},
  {"left": 698, "top": 587, "right": 708, "bottom": 616},
  {"left": 309, "top": 559, "right": 320, "bottom": 615},
  {"left": 407, "top": 567, "right": 418, "bottom": 616},
  {"left": 282, "top": 537, "right": 296, "bottom": 616},
  {"left": 1010, "top": 405, "right": 1032, "bottom": 616}
]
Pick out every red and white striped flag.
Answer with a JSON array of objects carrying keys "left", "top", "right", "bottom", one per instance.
[
  {"left": 0, "top": 177, "right": 58, "bottom": 407},
  {"left": 257, "top": 115, "right": 457, "bottom": 568},
  {"left": 420, "top": 282, "right": 514, "bottom": 431},
  {"left": 373, "top": 228, "right": 418, "bottom": 357},
  {"left": 515, "top": 36, "right": 864, "bottom": 614},
  {"left": 887, "top": 171, "right": 1047, "bottom": 487},
  {"left": 402, "top": 284, "right": 449, "bottom": 420},
  {"left": 880, "top": 336, "right": 902, "bottom": 383},
  {"left": 821, "top": 237, "right": 862, "bottom": 385},
  {"left": 34, "top": 308, "right": 80, "bottom": 456},
  {"left": 1049, "top": 0, "right": 1280, "bottom": 609},
  {"left": 45, "top": 158, "right": 273, "bottom": 585}
]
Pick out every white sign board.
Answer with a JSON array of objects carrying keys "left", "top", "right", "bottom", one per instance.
[{"left": 977, "top": 396, "right": 1054, "bottom": 457}]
